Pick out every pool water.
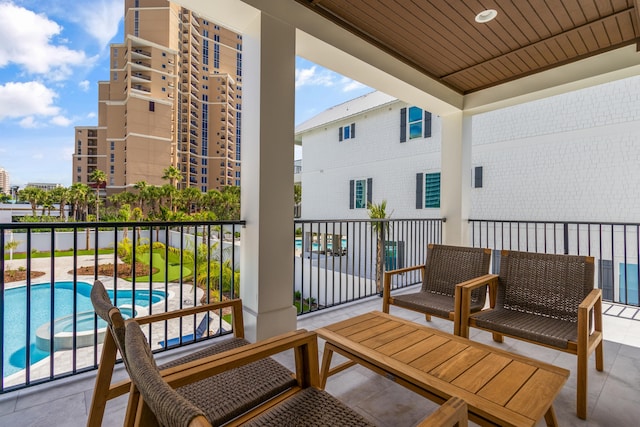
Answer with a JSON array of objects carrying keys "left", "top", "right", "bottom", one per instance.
[
  {"left": 3, "top": 281, "right": 166, "bottom": 377},
  {"left": 295, "top": 237, "right": 347, "bottom": 251}
]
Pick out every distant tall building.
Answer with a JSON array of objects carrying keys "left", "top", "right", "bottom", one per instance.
[
  {"left": 73, "top": 0, "right": 242, "bottom": 194},
  {"left": 0, "top": 167, "right": 8, "bottom": 195}
]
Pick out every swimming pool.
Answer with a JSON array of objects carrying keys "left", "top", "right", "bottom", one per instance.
[
  {"left": 3, "top": 281, "right": 166, "bottom": 377},
  {"left": 295, "top": 237, "right": 347, "bottom": 251}
]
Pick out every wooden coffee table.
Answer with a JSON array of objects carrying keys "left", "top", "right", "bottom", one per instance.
[{"left": 316, "top": 311, "right": 569, "bottom": 427}]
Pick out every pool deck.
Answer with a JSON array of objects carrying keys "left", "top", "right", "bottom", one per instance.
[{"left": 2, "top": 255, "right": 210, "bottom": 388}]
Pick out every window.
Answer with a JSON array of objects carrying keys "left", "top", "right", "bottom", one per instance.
[
  {"left": 110, "top": 154, "right": 115, "bottom": 162},
  {"left": 400, "top": 107, "right": 432, "bottom": 142},
  {"left": 415, "top": 172, "right": 441, "bottom": 208},
  {"left": 110, "top": 141, "right": 115, "bottom": 150},
  {"left": 339, "top": 123, "right": 356, "bottom": 141},
  {"left": 473, "top": 166, "right": 483, "bottom": 188},
  {"left": 110, "top": 165, "right": 115, "bottom": 174},
  {"left": 349, "top": 178, "right": 372, "bottom": 209},
  {"left": 149, "top": 101, "right": 155, "bottom": 111}
]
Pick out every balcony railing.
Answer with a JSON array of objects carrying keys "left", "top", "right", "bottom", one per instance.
[
  {"left": 469, "top": 219, "right": 640, "bottom": 306},
  {"left": 293, "top": 218, "right": 443, "bottom": 315},
  {"left": 4, "top": 216, "right": 634, "bottom": 393},
  {"left": 1, "top": 220, "right": 242, "bottom": 393}
]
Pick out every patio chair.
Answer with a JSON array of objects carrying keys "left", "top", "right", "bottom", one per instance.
[
  {"left": 124, "top": 320, "right": 469, "bottom": 427},
  {"left": 382, "top": 244, "right": 492, "bottom": 334},
  {"left": 456, "top": 250, "right": 604, "bottom": 420},
  {"left": 158, "top": 314, "right": 213, "bottom": 348},
  {"left": 87, "top": 280, "right": 296, "bottom": 427}
]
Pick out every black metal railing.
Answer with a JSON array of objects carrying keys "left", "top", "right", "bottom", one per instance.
[
  {"left": 470, "top": 219, "right": 640, "bottom": 307},
  {"left": 293, "top": 218, "right": 443, "bottom": 315},
  {"left": 1, "top": 220, "right": 243, "bottom": 393}
]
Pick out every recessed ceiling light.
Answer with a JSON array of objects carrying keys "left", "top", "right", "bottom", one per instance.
[{"left": 475, "top": 9, "right": 497, "bottom": 23}]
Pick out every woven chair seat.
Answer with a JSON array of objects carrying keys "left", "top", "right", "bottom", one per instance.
[
  {"left": 393, "top": 291, "right": 484, "bottom": 319},
  {"left": 471, "top": 308, "right": 576, "bottom": 348},
  {"left": 159, "top": 337, "right": 297, "bottom": 426},
  {"left": 244, "top": 387, "right": 375, "bottom": 427}
]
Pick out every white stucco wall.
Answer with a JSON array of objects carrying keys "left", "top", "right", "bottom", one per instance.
[
  {"left": 300, "top": 75, "right": 640, "bottom": 223},
  {"left": 301, "top": 100, "right": 442, "bottom": 219}
]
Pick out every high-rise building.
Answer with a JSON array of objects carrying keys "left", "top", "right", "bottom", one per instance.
[
  {"left": 73, "top": 0, "right": 242, "bottom": 195},
  {"left": 0, "top": 167, "right": 9, "bottom": 195}
]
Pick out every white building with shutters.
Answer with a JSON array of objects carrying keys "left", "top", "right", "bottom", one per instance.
[
  {"left": 295, "top": 75, "right": 640, "bottom": 223},
  {"left": 295, "top": 91, "right": 443, "bottom": 220}
]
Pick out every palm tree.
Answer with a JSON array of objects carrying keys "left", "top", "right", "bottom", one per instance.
[
  {"left": 368, "top": 200, "right": 389, "bottom": 295},
  {"left": 160, "top": 183, "right": 178, "bottom": 213},
  {"left": 162, "top": 165, "right": 182, "bottom": 188},
  {"left": 133, "top": 180, "right": 149, "bottom": 214},
  {"left": 89, "top": 169, "right": 107, "bottom": 221},
  {"left": 179, "top": 187, "right": 202, "bottom": 215},
  {"left": 69, "top": 183, "right": 91, "bottom": 221},
  {"left": 40, "top": 191, "right": 54, "bottom": 216},
  {"left": 18, "top": 186, "right": 44, "bottom": 216},
  {"left": 50, "top": 186, "right": 70, "bottom": 221},
  {"left": 212, "top": 186, "right": 240, "bottom": 220}
]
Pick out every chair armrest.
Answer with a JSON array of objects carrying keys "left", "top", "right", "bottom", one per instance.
[
  {"left": 383, "top": 264, "right": 425, "bottom": 312},
  {"left": 578, "top": 288, "right": 603, "bottom": 343},
  {"left": 454, "top": 274, "right": 498, "bottom": 337},
  {"left": 579, "top": 288, "right": 602, "bottom": 311},
  {"left": 416, "top": 397, "right": 468, "bottom": 427},
  {"left": 135, "top": 298, "right": 244, "bottom": 338},
  {"left": 385, "top": 264, "right": 426, "bottom": 277},
  {"left": 158, "top": 329, "right": 319, "bottom": 389}
]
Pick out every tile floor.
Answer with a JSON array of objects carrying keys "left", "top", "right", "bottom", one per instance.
[{"left": 1, "top": 289, "right": 639, "bottom": 426}]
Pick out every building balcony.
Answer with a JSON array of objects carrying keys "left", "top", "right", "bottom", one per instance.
[
  {"left": 0, "top": 218, "right": 638, "bottom": 425},
  {"left": 131, "top": 48, "right": 151, "bottom": 58}
]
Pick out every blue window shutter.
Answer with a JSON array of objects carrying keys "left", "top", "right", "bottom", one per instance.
[
  {"left": 367, "top": 178, "right": 372, "bottom": 205},
  {"left": 416, "top": 173, "right": 423, "bottom": 209},
  {"left": 400, "top": 108, "right": 407, "bottom": 142},
  {"left": 339, "top": 127, "right": 343, "bottom": 142},
  {"left": 350, "top": 123, "right": 355, "bottom": 138},
  {"left": 349, "top": 180, "right": 354, "bottom": 209},
  {"left": 424, "top": 111, "right": 432, "bottom": 138}
]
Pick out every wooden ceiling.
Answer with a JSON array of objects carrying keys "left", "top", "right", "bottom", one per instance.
[{"left": 294, "top": 0, "right": 640, "bottom": 95}]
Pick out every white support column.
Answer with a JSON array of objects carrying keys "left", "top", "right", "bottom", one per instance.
[
  {"left": 240, "top": 11, "right": 297, "bottom": 341},
  {"left": 440, "top": 112, "right": 472, "bottom": 246}
]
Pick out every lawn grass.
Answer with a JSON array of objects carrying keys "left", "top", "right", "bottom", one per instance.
[
  {"left": 4, "top": 248, "right": 114, "bottom": 260},
  {"left": 131, "top": 249, "right": 192, "bottom": 283}
]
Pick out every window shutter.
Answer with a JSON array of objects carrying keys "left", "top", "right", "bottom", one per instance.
[
  {"left": 474, "top": 166, "right": 483, "bottom": 188},
  {"left": 339, "top": 127, "right": 343, "bottom": 142},
  {"left": 367, "top": 178, "right": 373, "bottom": 205},
  {"left": 400, "top": 108, "right": 407, "bottom": 142},
  {"left": 350, "top": 123, "right": 355, "bottom": 138},
  {"left": 349, "top": 180, "right": 354, "bottom": 209},
  {"left": 424, "top": 111, "right": 432, "bottom": 138},
  {"left": 416, "top": 173, "right": 423, "bottom": 209}
]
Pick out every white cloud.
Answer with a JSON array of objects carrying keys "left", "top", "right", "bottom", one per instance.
[
  {"left": 295, "top": 66, "right": 336, "bottom": 89},
  {"left": 74, "top": 0, "right": 122, "bottom": 48},
  {"left": 0, "top": 2, "right": 96, "bottom": 80},
  {"left": 19, "top": 116, "right": 37, "bottom": 128},
  {"left": 340, "top": 77, "right": 366, "bottom": 92},
  {"left": 295, "top": 65, "right": 367, "bottom": 93},
  {"left": 86, "top": 112, "right": 96, "bottom": 119},
  {"left": 0, "top": 81, "right": 59, "bottom": 120},
  {"left": 50, "top": 115, "right": 71, "bottom": 126},
  {"left": 79, "top": 80, "right": 90, "bottom": 91}
]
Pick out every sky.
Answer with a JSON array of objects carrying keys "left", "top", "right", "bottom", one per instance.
[{"left": 0, "top": 0, "right": 373, "bottom": 189}]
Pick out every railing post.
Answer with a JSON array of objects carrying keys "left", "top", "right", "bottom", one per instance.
[{"left": 564, "top": 222, "right": 569, "bottom": 255}]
